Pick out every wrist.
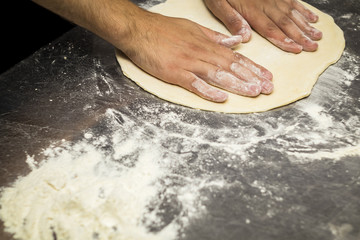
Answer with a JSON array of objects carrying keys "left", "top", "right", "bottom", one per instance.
[
  {"left": 86, "top": 0, "right": 145, "bottom": 50},
  {"left": 32, "top": 0, "right": 144, "bottom": 51}
]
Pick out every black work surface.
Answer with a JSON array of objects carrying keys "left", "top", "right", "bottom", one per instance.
[{"left": 1, "top": 0, "right": 359, "bottom": 239}]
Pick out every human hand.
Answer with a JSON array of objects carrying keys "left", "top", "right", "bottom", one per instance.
[
  {"left": 32, "top": 0, "right": 273, "bottom": 103},
  {"left": 204, "top": 0, "right": 323, "bottom": 53},
  {"left": 118, "top": 11, "right": 273, "bottom": 102}
]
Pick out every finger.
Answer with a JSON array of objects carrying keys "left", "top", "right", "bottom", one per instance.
[
  {"left": 292, "top": 0, "right": 319, "bottom": 23},
  {"left": 207, "top": 68, "right": 262, "bottom": 97},
  {"left": 230, "top": 62, "right": 273, "bottom": 95},
  {"left": 188, "top": 45, "right": 273, "bottom": 95},
  {"left": 204, "top": 0, "right": 252, "bottom": 42},
  {"left": 159, "top": 62, "right": 228, "bottom": 102},
  {"left": 192, "top": 61, "right": 262, "bottom": 97},
  {"left": 187, "top": 73, "right": 228, "bottom": 102},
  {"left": 199, "top": 25, "right": 242, "bottom": 48},
  {"left": 290, "top": 9, "right": 322, "bottom": 40},
  {"left": 172, "top": 70, "right": 228, "bottom": 102},
  {"left": 245, "top": 13, "right": 303, "bottom": 53},
  {"left": 265, "top": 8, "right": 318, "bottom": 52},
  {"left": 181, "top": 34, "right": 235, "bottom": 70},
  {"left": 187, "top": 40, "right": 272, "bottom": 83},
  {"left": 220, "top": 35, "right": 243, "bottom": 48},
  {"left": 234, "top": 52, "right": 273, "bottom": 81},
  {"left": 233, "top": 52, "right": 274, "bottom": 94},
  {"left": 179, "top": 35, "right": 273, "bottom": 95}
]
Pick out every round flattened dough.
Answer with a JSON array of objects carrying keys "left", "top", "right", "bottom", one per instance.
[{"left": 116, "top": 0, "right": 345, "bottom": 113}]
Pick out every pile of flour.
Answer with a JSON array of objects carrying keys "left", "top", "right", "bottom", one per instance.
[
  {"left": 0, "top": 107, "right": 216, "bottom": 240},
  {"left": 0, "top": 141, "right": 175, "bottom": 240}
]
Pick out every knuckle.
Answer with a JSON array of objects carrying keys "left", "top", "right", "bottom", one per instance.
[
  {"left": 186, "top": 41, "right": 204, "bottom": 53},
  {"left": 264, "top": 23, "right": 279, "bottom": 38},
  {"left": 277, "top": 15, "right": 292, "bottom": 27},
  {"left": 176, "top": 50, "right": 191, "bottom": 63},
  {"left": 227, "top": 14, "right": 243, "bottom": 27},
  {"left": 212, "top": 31, "right": 224, "bottom": 43},
  {"left": 214, "top": 67, "right": 223, "bottom": 76},
  {"left": 184, "top": 72, "right": 197, "bottom": 84},
  {"left": 290, "top": 0, "right": 298, "bottom": 8},
  {"left": 172, "top": 71, "right": 194, "bottom": 88},
  {"left": 287, "top": 8, "right": 296, "bottom": 17},
  {"left": 233, "top": 51, "right": 244, "bottom": 62}
]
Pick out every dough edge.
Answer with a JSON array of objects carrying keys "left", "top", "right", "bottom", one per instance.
[{"left": 116, "top": 0, "right": 345, "bottom": 113}]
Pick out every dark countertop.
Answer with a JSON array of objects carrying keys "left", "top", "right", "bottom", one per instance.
[{"left": 1, "top": 0, "right": 359, "bottom": 239}]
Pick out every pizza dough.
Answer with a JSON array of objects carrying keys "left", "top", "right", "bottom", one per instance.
[{"left": 116, "top": 0, "right": 345, "bottom": 113}]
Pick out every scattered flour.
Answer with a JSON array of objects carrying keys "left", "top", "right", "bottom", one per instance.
[
  {"left": 0, "top": 109, "right": 218, "bottom": 240},
  {"left": 1, "top": 22, "right": 359, "bottom": 239},
  {"left": 340, "top": 13, "right": 353, "bottom": 19},
  {"left": 288, "top": 144, "right": 360, "bottom": 160},
  {"left": 0, "top": 140, "right": 176, "bottom": 240},
  {"left": 297, "top": 103, "right": 333, "bottom": 128},
  {"left": 2, "top": 64, "right": 359, "bottom": 238}
]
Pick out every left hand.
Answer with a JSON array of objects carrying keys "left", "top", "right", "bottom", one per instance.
[{"left": 204, "top": 0, "right": 323, "bottom": 53}]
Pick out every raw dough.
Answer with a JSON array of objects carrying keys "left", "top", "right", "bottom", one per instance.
[{"left": 116, "top": 0, "right": 345, "bottom": 113}]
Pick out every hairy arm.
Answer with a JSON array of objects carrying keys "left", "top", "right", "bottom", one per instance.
[
  {"left": 32, "top": 0, "right": 274, "bottom": 102},
  {"left": 32, "top": 0, "right": 141, "bottom": 50}
]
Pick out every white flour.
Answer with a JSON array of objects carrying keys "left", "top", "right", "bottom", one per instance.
[
  {"left": 0, "top": 109, "right": 214, "bottom": 240},
  {"left": 1, "top": 16, "right": 359, "bottom": 239},
  {"left": 1, "top": 57, "right": 359, "bottom": 238},
  {"left": 0, "top": 141, "right": 175, "bottom": 240}
]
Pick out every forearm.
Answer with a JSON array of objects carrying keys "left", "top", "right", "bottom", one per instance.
[
  {"left": 32, "top": 0, "right": 274, "bottom": 102},
  {"left": 32, "top": 0, "right": 144, "bottom": 50}
]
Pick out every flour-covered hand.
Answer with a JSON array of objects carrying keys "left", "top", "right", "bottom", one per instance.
[
  {"left": 119, "top": 11, "right": 273, "bottom": 102},
  {"left": 32, "top": 0, "right": 273, "bottom": 102},
  {"left": 204, "top": 0, "right": 322, "bottom": 53}
]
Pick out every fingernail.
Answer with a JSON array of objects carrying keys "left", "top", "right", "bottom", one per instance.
[
  {"left": 310, "top": 28, "right": 322, "bottom": 40},
  {"left": 261, "top": 80, "right": 274, "bottom": 94},
  {"left": 221, "top": 35, "right": 243, "bottom": 47},
  {"left": 237, "top": 27, "right": 251, "bottom": 42},
  {"left": 248, "top": 83, "right": 262, "bottom": 96},
  {"left": 303, "top": 35, "right": 318, "bottom": 51},
  {"left": 310, "top": 13, "right": 319, "bottom": 22}
]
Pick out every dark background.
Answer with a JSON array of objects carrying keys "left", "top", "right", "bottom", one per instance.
[{"left": 1, "top": 1, "right": 74, "bottom": 74}]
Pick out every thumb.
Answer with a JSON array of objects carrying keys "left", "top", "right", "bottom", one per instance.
[
  {"left": 199, "top": 25, "right": 242, "bottom": 48},
  {"left": 204, "top": 0, "right": 252, "bottom": 42}
]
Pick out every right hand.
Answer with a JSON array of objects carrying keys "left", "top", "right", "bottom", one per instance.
[
  {"left": 204, "top": 0, "right": 322, "bottom": 53},
  {"left": 117, "top": 10, "right": 274, "bottom": 102}
]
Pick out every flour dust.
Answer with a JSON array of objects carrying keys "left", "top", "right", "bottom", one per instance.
[
  {"left": 0, "top": 109, "right": 222, "bottom": 240},
  {"left": 1, "top": 34, "right": 359, "bottom": 240}
]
